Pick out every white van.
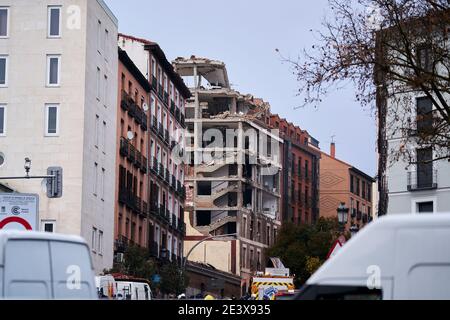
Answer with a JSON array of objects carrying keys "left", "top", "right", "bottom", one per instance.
[
  {"left": 96, "top": 275, "right": 117, "bottom": 299},
  {"left": 0, "top": 230, "right": 97, "bottom": 300},
  {"left": 116, "top": 280, "right": 152, "bottom": 300},
  {"left": 296, "top": 214, "right": 450, "bottom": 300}
]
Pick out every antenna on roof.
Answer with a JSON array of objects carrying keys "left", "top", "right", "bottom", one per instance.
[{"left": 331, "top": 135, "right": 336, "bottom": 144}]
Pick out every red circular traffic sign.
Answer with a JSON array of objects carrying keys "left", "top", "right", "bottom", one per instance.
[{"left": 0, "top": 217, "right": 33, "bottom": 230}]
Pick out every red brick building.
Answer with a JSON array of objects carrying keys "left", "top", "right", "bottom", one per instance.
[
  {"left": 116, "top": 34, "right": 191, "bottom": 265},
  {"left": 269, "top": 115, "right": 321, "bottom": 225},
  {"left": 115, "top": 48, "right": 150, "bottom": 250},
  {"left": 320, "top": 143, "right": 375, "bottom": 231}
]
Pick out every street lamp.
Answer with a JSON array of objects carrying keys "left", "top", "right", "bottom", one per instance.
[
  {"left": 350, "top": 225, "right": 359, "bottom": 238},
  {"left": 337, "top": 202, "right": 349, "bottom": 232},
  {"left": 24, "top": 158, "right": 32, "bottom": 177}
]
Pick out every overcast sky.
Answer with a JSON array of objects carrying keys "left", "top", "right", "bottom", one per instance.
[{"left": 105, "top": 0, "right": 377, "bottom": 176}]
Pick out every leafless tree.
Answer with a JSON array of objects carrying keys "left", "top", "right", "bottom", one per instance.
[{"left": 285, "top": 0, "right": 449, "bottom": 164}]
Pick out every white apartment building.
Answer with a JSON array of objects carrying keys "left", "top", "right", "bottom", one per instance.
[
  {"left": 0, "top": 0, "right": 118, "bottom": 273},
  {"left": 380, "top": 95, "right": 450, "bottom": 215}
]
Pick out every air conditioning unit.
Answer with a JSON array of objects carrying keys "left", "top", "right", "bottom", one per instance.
[{"left": 115, "top": 252, "right": 124, "bottom": 263}]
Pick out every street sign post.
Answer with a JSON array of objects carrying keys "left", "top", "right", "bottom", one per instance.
[
  {"left": 326, "top": 238, "right": 346, "bottom": 260},
  {"left": 0, "top": 193, "right": 39, "bottom": 231}
]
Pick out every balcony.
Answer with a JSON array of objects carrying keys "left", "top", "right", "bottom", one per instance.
[
  {"left": 151, "top": 157, "right": 158, "bottom": 173},
  {"left": 362, "top": 213, "right": 368, "bottom": 224},
  {"left": 165, "top": 169, "right": 170, "bottom": 184},
  {"left": 128, "top": 144, "right": 136, "bottom": 164},
  {"left": 121, "top": 90, "right": 130, "bottom": 111},
  {"left": 170, "top": 140, "right": 177, "bottom": 150},
  {"left": 158, "top": 84, "right": 164, "bottom": 100},
  {"left": 120, "top": 137, "right": 129, "bottom": 157},
  {"left": 158, "top": 164, "right": 165, "bottom": 178},
  {"left": 158, "top": 123, "right": 164, "bottom": 138},
  {"left": 135, "top": 152, "right": 142, "bottom": 169},
  {"left": 171, "top": 175, "right": 176, "bottom": 190},
  {"left": 115, "top": 235, "right": 129, "bottom": 253},
  {"left": 140, "top": 112, "right": 148, "bottom": 131},
  {"left": 149, "top": 201, "right": 159, "bottom": 216},
  {"left": 128, "top": 102, "right": 137, "bottom": 120},
  {"left": 151, "top": 116, "right": 158, "bottom": 132},
  {"left": 164, "top": 129, "right": 170, "bottom": 144},
  {"left": 159, "top": 205, "right": 166, "bottom": 220},
  {"left": 172, "top": 214, "right": 177, "bottom": 229},
  {"left": 135, "top": 196, "right": 142, "bottom": 215},
  {"left": 140, "top": 156, "right": 148, "bottom": 173},
  {"left": 178, "top": 222, "right": 186, "bottom": 235},
  {"left": 151, "top": 76, "right": 157, "bottom": 90},
  {"left": 149, "top": 241, "right": 159, "bottom": 257},
  {"left": 356, "top": 211, "right": 362, "bottom": 221},
  {"left": 141, "top": 201, "right": 148, "bottom": 217},
  {"left": 407, "top": 170, "right": 438, "bottom": 191},
  {"left": 175, "top": 107, "right": 181, "bottom": 123},
  {"left": 118, "top": 186, "right": 128, "bottom": 204}
]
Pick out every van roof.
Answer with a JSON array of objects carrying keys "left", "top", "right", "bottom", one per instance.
[
  {"left": 0, "top": 230, "right": 87, "bottom": 266},
  {"left": 307, "top": 214, "right": 450, "bottom": 286},
  {"left": 0, "top": 230, "right": 86, "bottom": 242}
]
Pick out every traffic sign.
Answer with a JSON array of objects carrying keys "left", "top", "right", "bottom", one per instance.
[
  {"left": 326, "top": 238, "right": 345, "bottom": 260},
  {"left": 0, "top": 193, "right": 39, "bottom": 231}
]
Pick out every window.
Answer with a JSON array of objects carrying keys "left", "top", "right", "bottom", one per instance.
[
  {"left": 350, "top": 175, "right": 354, "bottom": 193},
  {"left": 417, "top": 97, "right": 433, "bottom": 134},
  {"left": 45, "top": 104, "right": 59, "bottom": 136},
  {"left": 417, "top": 45, "right": 433, "bottom": 72},
  {"left": 91, "top": 227, "right": 97, "bottom": 253},
  {"left": 297, "top": 285, "right": 382, "bottom": 300},
  {"left": 98, "top": 231, "right": 103, "bottom": 255},
  {"left": 0, "top": 104, "right": 5, "bottom": 136},
  {"left": 47, "top": 55, "right": 61, "bottom": 86},
  {"left": 416, "top": 148, "right": 433, "bottom": 189},
  {"left": 0, "top": 55, "right": 8, "bottom": 86},
  {"left": 0, "top": 7, "right": 9, "bottom": 38},
  {"left": 93, "top": 162, "right": 98, "bottom": 196},
  {"left": 48, "top": 6, "right": 61, "bottom": 37},
  {"left": 151, "top": 58, "right": 156, "bottom": 77},
  {"left": 362, "top": 181, "right": 366, "bottom": 199},
  {"left": 97, "top": 20, "right": 102, "bottom": 53},
  {"left": 103, "top": 75, "right": 108, "bottom": 107},
  {"left": 104, "top": 29, "right": 109, "bottom": 60},
  {"left": 101, "top": 168, "right": 105, "bottom": 201},
  {"left": 417, "top": 201, "right": 434, "bottom": 214},
  {"left": 41, "top": 220, "right": 56, "bottom": 233},
  {"left": 95, "top": 115, "right": 99, "bottom": 147},
  {"left": 102, "top": 121, "right": 106, "bottom": 154},
  {"left": 96, "top": 67, "right": 101, "bottom": 100}
]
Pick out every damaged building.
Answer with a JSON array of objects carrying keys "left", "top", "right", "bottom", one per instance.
[{"left": 173, "top": 56, "right": 282, "bottom": 295}]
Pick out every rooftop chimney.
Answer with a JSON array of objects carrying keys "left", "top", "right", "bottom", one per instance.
[{"left": 330, "top": 142, "right": 336, "bottom": 158}]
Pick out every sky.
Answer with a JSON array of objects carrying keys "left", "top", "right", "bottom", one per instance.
[{"left": 105, "top": 0, "right": 377, "bottom": 176}]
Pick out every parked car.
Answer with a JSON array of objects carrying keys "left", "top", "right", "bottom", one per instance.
[
  {"left": 95, "top": 275, "right": 117, "bottom": 299},
  {"left": 0, "top": 230, "right": 97, "bottom": 300},
  {"left": 116, "top": 279, "right": 152, "bottom": 300},
  {"left": 296, "top": 214, "right": 450, "bottom": 300}
]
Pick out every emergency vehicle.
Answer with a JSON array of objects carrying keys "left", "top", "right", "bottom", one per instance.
[{"left": 250, "top": 258, "right": 295, "bottom": 300}]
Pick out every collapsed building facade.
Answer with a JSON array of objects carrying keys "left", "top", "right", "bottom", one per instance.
[{"left": 173, "top": 57, "right": 282, "bottom": 294}]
